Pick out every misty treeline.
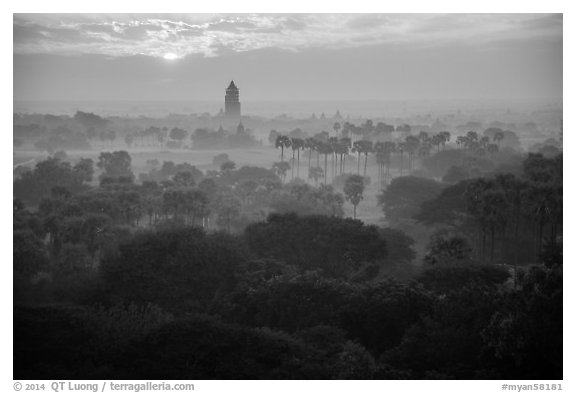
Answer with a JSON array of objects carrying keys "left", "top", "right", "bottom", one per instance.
[
  {"left": 14, "top": 110, "right": 561, "bottom": 157},
  {"left": 269, "top": 124, "right": 557, "bottom": 189},
  {"left": 14, "top": 110, "right": 562, "bottom": 380},
  {"left": 14, "top": 111, "right": 261, "bottom": 152}
]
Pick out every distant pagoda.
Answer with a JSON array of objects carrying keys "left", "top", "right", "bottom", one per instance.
[{"left": 225, "top": 80, "right": 241, "bottom": 124}]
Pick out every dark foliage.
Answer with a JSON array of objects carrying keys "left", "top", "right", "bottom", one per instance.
[
  {"left": 245, "top": 213, "right": 387, "bottom": 277},
  {"left": 100, "top": 227, "right": 244, "bottom": 312},
  {"left": 481, "top": 266, "right": 563, "bottom": 379},
  {"left": 382, "top": 285, "right": 504, "bottom": 379},
  {"left": 379, "top": 176, "right": 445, "bottom": 222},
  {"left": 14, "top": 158, "right": 93, "bottom": 205},
  {"left": 417, "top": 262, "right": 510, "bottom": 294},
  {"left": 14, "top": 306, "right": 103, "bottom": 379},
  {"left": 269, "top": 184, "right": 344, "bottom": 217}
]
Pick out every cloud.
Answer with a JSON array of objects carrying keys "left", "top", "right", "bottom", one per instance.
[
  {"left": 13, "top": 13, "right": 562, "bottom": 59},
  {"left": 82, "top": 23, "right": 117, "bottom": 34},
  {"left": 121, "top": 23, "right": 165, "bottom": 40},
  {"left": 517, "top": 14, "right": 563, "bottom": 35},
  {"left": 206, "top": 19, "right": 258, "bottom": 32},
  {"left": 14, "top": 21, "right": 107, "bottom": 46},
  {"left": 208, "top": 42, "right": 239, "bottom": 57},
  {"left": 280, "top": 16, "right": 308, "bottom": 31},
  {"left": 177, "top": 29, "right": 204, "bottom": 38},
  {"left": 346, "top": 14, "right": 392, "bottom": 30},
  {"left": 13, "top": 23, "right": 46, "bottom": 43}
]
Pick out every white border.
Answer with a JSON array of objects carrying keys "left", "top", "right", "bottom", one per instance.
[{"left": 4, "top": 1, "right": 572, "bottom": 390}]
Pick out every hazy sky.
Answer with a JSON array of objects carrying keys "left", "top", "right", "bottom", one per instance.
[{"left": 13, "top": 13, "right": 563, "bottom": 101}]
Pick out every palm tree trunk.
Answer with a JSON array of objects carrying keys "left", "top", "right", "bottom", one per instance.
[
  {"left": 385, "top": 163, "right": 390, "bottom": 185},
  {"left": 297, "top": 149, "right": 300, "bottom": 178},
  {"left": 324, "top": 154, "right": 328, "bottom": 185},
  {"left": 333, "top": 154, "right": 337, "bottom": 179},
  {"left": 291, "top": 151, "right": 295, "bottom": 180}
]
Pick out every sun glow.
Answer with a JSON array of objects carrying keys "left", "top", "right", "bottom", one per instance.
[{"left": 163, "top": 53, "right": 179, "bottom": 60}]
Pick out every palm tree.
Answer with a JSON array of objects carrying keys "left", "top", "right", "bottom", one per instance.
[
  {"left": 352, "top": 141, "right": 363, "bottom": 175},
  {"left": 493, "top": 130, "right": 505, "bottom": 147},
  {"left": 328, "top": 137, "right": 339, "bottom": 179},
  {"left": 272, "top": 161, "right": 290, "bottom": 184},
  {"left": 383, "top": 141, "right": 396, "bottom": 184},
  {"left": 317, "top": 142, "right": 333, "bottom": 185},
  {"left": 397, "top": 142, "right": 407, "bottom": 176},
  {"left": 305, "top": 137, "right": 316, "bottom": 172},
  {"left": 361, "top": 140, "right": 373, "bottom": 177},
  {"left": 418, "top": 131, "right": 429, "bottom": 144},
  {"left": 351, "top": 140, "right": 373, "bottom": 176},
  {"left": 466, "top": 131, "right": 479, "bottom": 144},
  {"left": 374, "top": 142, "right": 386, "bottom": 189},
  {"left": 340, "top": 137, "right": 351, "bottom": 174},
  {"left": 308, "top": 166, "right": 324, "bottom": 186},
  {"left": 430, "top": 134, "right": 442, "bottom": 153},
  {"left": 456, "top": 135, "right": 467, "bottom": 150},
  {"left": 291, "top": 138, "right": 305, "bottom": 179},
  {"left": 404, "top": 135, "right": 420, "bottom": 172},
  {"left": 275, "top": 135, "right": 291, "bottom": 162},
  {"left": 439, "top": 131, "right": 451, "bottom": 149},
  {"left": 344, "top": 174, "right": 365, "bottom": 219},
  {"left": 290, "top": 139, "right": 296, "bottom": 179}
]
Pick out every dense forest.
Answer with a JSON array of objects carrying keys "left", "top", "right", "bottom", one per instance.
[{"left": 13, "top": 113, "right": 562, "bottom": 380}]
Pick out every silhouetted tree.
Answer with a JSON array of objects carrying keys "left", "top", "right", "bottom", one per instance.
[
  {"left": 97, "top": 151, "right": 133, "bottom": 181},
  {"left": 275, "top": 135, "right": 291, "bottom": 162},
  {"left": 344, "top": 175, "right": 365, "bottom": 219}
]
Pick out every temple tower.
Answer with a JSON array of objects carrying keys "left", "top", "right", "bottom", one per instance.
[{"left": 225, "top": 80, "right": 241, "bottom": 123}]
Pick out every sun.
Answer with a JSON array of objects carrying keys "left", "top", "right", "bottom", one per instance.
[{"left": 163, "top": 53, "right": 179, "bottom": 61}]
